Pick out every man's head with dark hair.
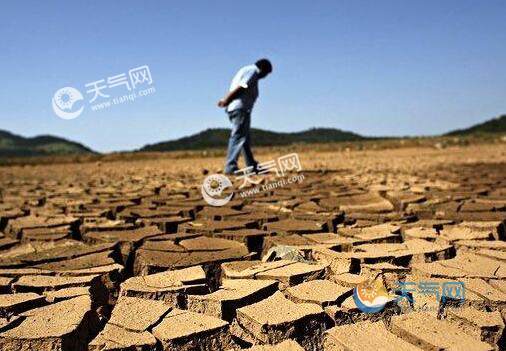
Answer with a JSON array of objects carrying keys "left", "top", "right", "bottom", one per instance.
[{"left": 255, "top": 58, "right": 272, "bottom": 78}]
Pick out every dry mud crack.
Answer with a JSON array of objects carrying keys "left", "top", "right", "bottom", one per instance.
[{"left": 0, "top": 145, "right": 505, "bottom": 350}]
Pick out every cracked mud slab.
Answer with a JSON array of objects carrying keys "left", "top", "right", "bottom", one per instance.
[{"left": 0, "top": 146, "right": 505, "bottom": 350}]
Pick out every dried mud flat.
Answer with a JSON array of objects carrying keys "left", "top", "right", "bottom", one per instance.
[{"left": 0, "top": 144, "right": 505, "bottom": 351}]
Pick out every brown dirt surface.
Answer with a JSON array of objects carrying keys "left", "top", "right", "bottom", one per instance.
[{"left": 0, "top": 144, "right": 505, "bottom": 350}]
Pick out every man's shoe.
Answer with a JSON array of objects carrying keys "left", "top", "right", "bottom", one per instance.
[
  {"left": 224, "top": 168, "right": 239, "bottom": 176},
  {"left": 251, "top": 162, "right": 260, "bottom": 175}
]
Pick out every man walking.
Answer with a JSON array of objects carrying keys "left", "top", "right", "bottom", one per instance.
[{"left": 217, "top": 59, "right": 273, "bottom": 175}]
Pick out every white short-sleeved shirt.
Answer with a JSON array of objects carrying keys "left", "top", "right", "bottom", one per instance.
[{"left": 226, "top": 64, "right": 260, "bottom": 113}]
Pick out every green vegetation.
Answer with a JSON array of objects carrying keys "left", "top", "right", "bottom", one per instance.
[
  {"left": 140, "top": 127, "right": 365, "bottom": 152},
  {"left": 0, "top": 130, "right": 95, "bottom": 158},
  {"left": 446, "top": 114, "right": 506, "bottom": 136},
  {"left": 1, "top": 114, "right": 505, "bottom": 161}
]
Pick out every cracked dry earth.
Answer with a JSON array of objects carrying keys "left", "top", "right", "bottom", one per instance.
[{"left": 0, "top": 144, "right": 505, "bottom": 351}]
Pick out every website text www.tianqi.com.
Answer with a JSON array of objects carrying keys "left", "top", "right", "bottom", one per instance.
[
  {"left": 238, "top": 173, "right": 305, "bottom": 198},
  {"left": 90, "top": 86, "right": 156, "bottom": 111}
]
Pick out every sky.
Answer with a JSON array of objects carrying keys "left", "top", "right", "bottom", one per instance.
[{"left": 1, "top": 0, "right": 505, "bottom": 152}]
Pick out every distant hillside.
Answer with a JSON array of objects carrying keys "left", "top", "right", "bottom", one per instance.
[
  {"left": 0, "top": 130, "right": 95, "bottom": 158},
  {"left": 140, "top": 127, "right": 366, "bottom": 152},
  {"left": 446, "top": 115, "right": 506, "bottom": 136}
]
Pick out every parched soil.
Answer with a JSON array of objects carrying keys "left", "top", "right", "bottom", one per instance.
[{"left": 0, "top": 144, "right": 505, "bottom": 350}]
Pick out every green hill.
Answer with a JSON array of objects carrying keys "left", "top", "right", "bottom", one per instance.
[
  {"left": 446, "top": 115, "right": 506, "bottom": 136},
  {"left": 0, "top": 130, "right": 95, "bottom": 158},
  {"left": 140, "top": 127, "right": 366, "bottom": 152}
]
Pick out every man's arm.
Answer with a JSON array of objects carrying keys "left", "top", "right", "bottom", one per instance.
[{"left": 217, "top": 86, "right": 244, "bottom": 108}]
